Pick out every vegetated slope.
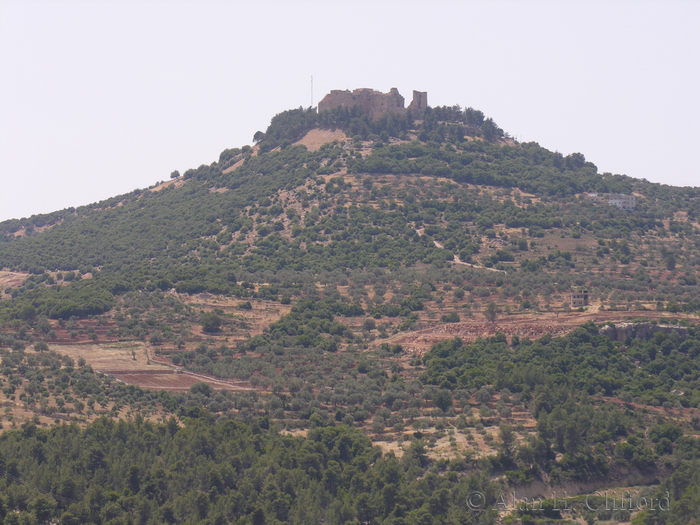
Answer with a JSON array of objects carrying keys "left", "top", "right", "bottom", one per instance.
[
  {"left": 3, "top": 327, "right": 700, "bottom": 524},
  {"left": 1, "top": 126, "right": 699, "bottom": 319},
  {"left": 0, "top": 417, "right": 508, "bottom": 525},
  {"left": 1, "top": 103, "right": 700, "bottom": 523}
]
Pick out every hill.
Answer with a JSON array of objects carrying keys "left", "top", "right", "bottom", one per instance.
[{"left": 1, "top": 95, "right": 700, "bottom": 524}]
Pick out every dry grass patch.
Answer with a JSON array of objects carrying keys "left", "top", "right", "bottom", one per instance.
[{"left": 47, "top": 341, "right": 166, "bottom": 373}]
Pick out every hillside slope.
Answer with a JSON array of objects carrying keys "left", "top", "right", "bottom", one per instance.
[{"left": 1, "top": 102, "right": 700, "bottom": 524}]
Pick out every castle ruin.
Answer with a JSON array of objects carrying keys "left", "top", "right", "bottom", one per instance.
[{"left": 318, "top": 87, "right": 428, "bottom": 119}]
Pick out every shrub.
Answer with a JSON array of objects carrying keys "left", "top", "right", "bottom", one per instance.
[
  {"left": 441, "top": 312, "right": 460, "bottom": 323},
  {"left": 201, "top": 312, "right": 222, "bottom": 333}
]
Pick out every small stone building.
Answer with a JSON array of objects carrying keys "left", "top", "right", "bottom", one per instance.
[
  {"left": 586, "top": 192, "right": 636, "bottom": 211},
  {"left": 571, "top": 289, "right": 589, "bottom": 308},
  {"left": 606, "top": 194, "right": 636, "bottom": 211}
]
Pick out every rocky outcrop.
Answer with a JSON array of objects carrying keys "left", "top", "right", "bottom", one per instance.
[{"left": 599, "top": 322, "right": 688, "bottom": 342}]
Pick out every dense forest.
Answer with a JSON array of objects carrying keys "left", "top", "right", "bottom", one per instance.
[{"left": 1, "top": 101, "right": 700, "bottom": 524}]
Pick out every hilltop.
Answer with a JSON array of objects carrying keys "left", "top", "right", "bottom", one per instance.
[{"left": 1, "top": 90, "right": 700, "bottom": 524}]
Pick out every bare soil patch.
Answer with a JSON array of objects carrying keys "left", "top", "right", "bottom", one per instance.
[
  {"left": 50, "top": 342, "right": 167, "bottom": 372},
  {"left": 0, "top": 270, "right": 28, "bottom": 289},
  {"left": 11, "top": 223, "right": 60, "bottom": 238},
  {"left": 178, "top": 294, "right": 292, "bottom": 341},
  {"left": 223, "top": 146, "right": 260, "bottom": 174},
  {"left": 150, "top": 178, "right": 187, "bottom": 192},
  {"left": 223, "top": 157, "right": 245, "bottom": 174},
  {"left": 110, "top": 370, "right": 252, "bottom": 392},
  {"left": 0, "top": 402, "right": 58, "bottom": 432},
  {"left": 46, "top": 341, "right": 256, "bottom": 392},
  {"left": 43, "top": 318, "right": 120, "bottom": 345},
  {"left": 294, "top": 128, "right": 347, "bottom": 151},
  {"left": 381, "top": 310, "right": 697, "bottom": 355}
]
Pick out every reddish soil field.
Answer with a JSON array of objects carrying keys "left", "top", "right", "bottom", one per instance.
[{"left": 382, "top": 309, "right": 697, "bottom": 355}]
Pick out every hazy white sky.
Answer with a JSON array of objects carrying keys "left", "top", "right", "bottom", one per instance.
[{"left": 1, "top": 0, "right": 698, "bottom": 222}]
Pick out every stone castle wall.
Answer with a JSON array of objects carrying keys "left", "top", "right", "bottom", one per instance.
[
  {"left": 407, "top": 90, "right": 428, "bottom": 119},
  {"left": 318, "top": 87, "right": 427, "bottom": 119}
]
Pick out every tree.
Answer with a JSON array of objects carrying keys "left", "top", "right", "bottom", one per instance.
[
  {"left": 201, "top": 312, "right": 222, "bottom": 333},
  {"left": 480, "top": 118, "right": 504, "bottom": 141},
  {"left": 31, "top": 494, "right": 55, "bottom": 523},
  {"left": 362, "top": 318, "right": 376, "bottom": 331},
  {"left": 170, "top": 170, "right": 180, "bottom": 179},
  {"left": 666, "top": 254, "right": 676, "bottom": 270},
  {"left": 433, "top": 389, "right": 453, "bottom": 412},
  {"left": 484, "top": 301, "right": 498, "bottom": 323},
  {"left": 475, "top": 387, "right": 492, "bottom": 403},
  {"left": 149, "top": 331, "right": 164, "bottom": 345},
  {"left": 498, "top": 424, "right": 516, "bottom": 462},
  {"left": 189, "top": 382, "right": 213, "bottom": 397},
  {"left": 19, "top": 305, "right": 36, "bottom": 321}
]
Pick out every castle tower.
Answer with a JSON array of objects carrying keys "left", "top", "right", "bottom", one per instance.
[{"left": 407, "top": 90, "right": 428, "bottom": 119}]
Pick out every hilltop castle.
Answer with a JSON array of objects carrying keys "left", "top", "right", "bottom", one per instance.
[{"left": 318, "top": 88, "right": 427, "bottom": 119}]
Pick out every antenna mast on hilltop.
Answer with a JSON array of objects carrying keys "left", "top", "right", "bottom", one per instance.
[{"left": 311, "top": 75, "right": 314, "bottom": 108}]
